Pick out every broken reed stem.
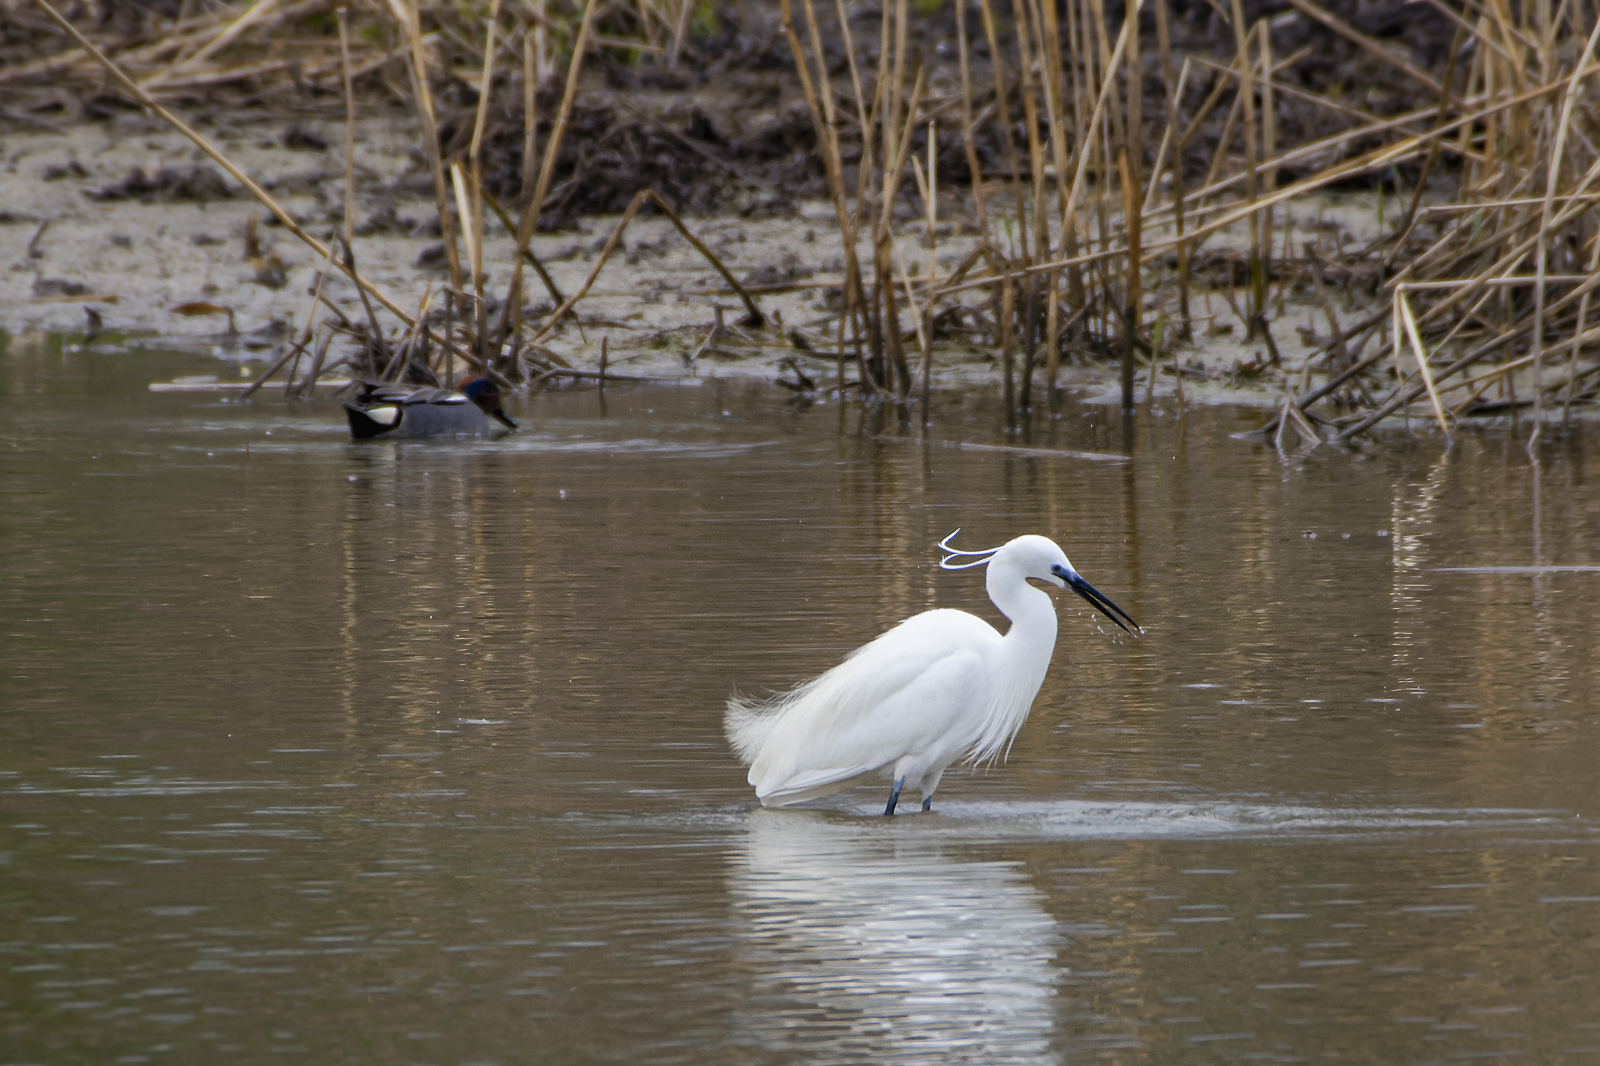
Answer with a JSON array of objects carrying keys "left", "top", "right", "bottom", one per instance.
[{"left": 642, "top": 191, "right": 764, "bottom": 326}]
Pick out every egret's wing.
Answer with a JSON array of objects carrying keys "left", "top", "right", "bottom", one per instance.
[{"left": 745, "top": 610, "right": 999, "bottom": 803}]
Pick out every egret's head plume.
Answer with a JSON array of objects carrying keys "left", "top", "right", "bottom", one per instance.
[{"left": 938, "top": 529, "right": 1002, "bottom": 570}]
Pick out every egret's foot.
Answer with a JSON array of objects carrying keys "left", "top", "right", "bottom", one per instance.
[
  {"left": 922, "top": 796, "right": 933, "bottom": 813},
  {"left": 885, "top": 777, "right": 905, "bottom": 816}
]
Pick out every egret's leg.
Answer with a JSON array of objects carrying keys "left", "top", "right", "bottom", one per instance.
[
  {"left": 921, "top": 795, "right": 933, "bottom": 812},
  {"left": 918, "top": 770, "right": 945, "bottom": 814},
  {"left": 884, "top": 777, "right": 905, "bottom": 816}
]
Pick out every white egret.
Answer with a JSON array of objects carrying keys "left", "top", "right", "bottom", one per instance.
[{"left": 726, "top": 531, "right": 1140, "bottom": 815}]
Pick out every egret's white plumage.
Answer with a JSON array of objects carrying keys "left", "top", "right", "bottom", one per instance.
[{"left": 726, "top": 532, "right": 1140, "bottom": 814}]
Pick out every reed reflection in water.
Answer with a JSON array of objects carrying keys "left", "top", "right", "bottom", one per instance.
[{"left": 730, "top": 811, "right": 1060, "bottom": 1065}]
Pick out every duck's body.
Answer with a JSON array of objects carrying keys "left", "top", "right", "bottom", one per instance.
[
  {"left": 345, "top": 377, "right": 517, "bottom": 440},
  {"left": 727, "top": 533, "right": 1139, "bottom": 814}
]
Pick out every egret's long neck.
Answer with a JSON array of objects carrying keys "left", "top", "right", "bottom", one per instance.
[
  {"left": 986, "top": 558, "right": 1060, "bottom": 654},
  {"left": 968, "top": 558, "right": 1060, "bottom": 763}
]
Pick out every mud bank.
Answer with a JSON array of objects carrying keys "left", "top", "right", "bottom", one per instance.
[{"left": 1, "top": 111, "right": 1400, "bottom": 414}]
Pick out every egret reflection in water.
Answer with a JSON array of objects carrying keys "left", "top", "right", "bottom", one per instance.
[{"left": 728, "top": 811, "right": 1062, "bottom": 1065}]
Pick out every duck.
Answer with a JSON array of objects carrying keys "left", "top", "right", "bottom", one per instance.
[{"left": 344, "top": 377, "right": 519, "bottom": 440}]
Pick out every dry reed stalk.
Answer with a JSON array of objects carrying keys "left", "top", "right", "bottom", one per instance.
[
  {"left": 506, "top": 0, "right": 599, "bottom": 356},
  {"left": 0, "top": 6, "right": 225, "bottom": 85},
  {"left": 1159, "top": 8, "right": 1200, "bottom": 341},
  {"left": 1142, "top": 58, "right": 1191, "bottom": 214},
  {"left": 480, "top": 191, "right": 569, "bottom": 329},
  {"left": 337, "top": 6, "right": 356, "bottom": 248},
  {"left": 1257, "top": 20, "right": 1277, "bottom": 314},
  {"left": 1395, "top": 286, "right": 1452, "bottom": 437},
  {"left": 638, "top": 192, "right": 764, "bottom": 325},
  {"left": 277, "top": 241, "right": 342, "bottom": 397},
  {"left": 669, "top": 0, "right": 692, "bottom": 69},
  {"left": 378, "top": 291, "right": 428, "bottom": 380},
  {"left": 1023, "top": 0, "right": 1074, "bottom": 404},
  {"left": 872, "top": 41, "right": 926, "bottom": 398},
  {"left": 388, "top": 0, "right": 464, "bottom": 302},
  {"left": 1529, "top": 15, "right": 1600, "bottom": 439},
  {"left": 825, "top": 0, "right": 876, "bottom": 393},
  {"left": 466, "top": 0, "right": 504, "bottom": 363},
  {"left": 1000, "top": 275, "right": 1016, "bottom": 415},
  {"left": 1228, "top": 0, "right": 1263, "bottom": 334},
  {"left": 295, "top": 331, "right": 338, "bottom": 396},
  {"left": 1013, "top": 0, "right": 1046, "bottom": 271},
  {"left": 239, "top": 330, "right": 313, "bottom": 400},
  {"left": 1141, "top": 79, "right": 1597, "bottom": 275},
  {"left": 1061, "top": 0, "right": 1143, "bottom": 242},
  {"left": 522, "top": 30, "right": 538, "bottom": 194},
  {"left": 1563, "top": 208, "right": 1600, "bottom": 421},
  {"left": 1333, "top": 310, "right": 1535, "bottom": 440},
  {"left": 784, "top": 0, "right": 874, "bottom": 393},
  {"left": 1059, "top": 0, "right": 1089, "bottom": 324},
  {"left": 956, "top": 1, "right": 988, "bottom": 235},
  {"left": 978, "top": 0, "right": 1031, "bottom": 256},
  {"left": 1012, "top": 0, "right": 1045, "bottom": 410},
  {"left": 240, "top": 237, "right": 336, "bottom": 401},
  {"left": 143, "top": 0, "right": 280, "bottom": 87},
  {"left": 1118, "top": 148, "right": 1141, "bottom": 411},
  {"left": 450, "top": 163, "right": 478, "bottom": 291},
  {"left": 888, "top": 236, "right": 933, "bottom": 417}
]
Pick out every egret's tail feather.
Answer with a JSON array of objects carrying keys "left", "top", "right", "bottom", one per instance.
[{"left": 724, "top": 691, "right": 782, "bottom": 766}]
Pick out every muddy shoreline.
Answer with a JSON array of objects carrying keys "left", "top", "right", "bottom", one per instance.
[{"left": 2, "top": 108, "right": 1398, "bottom": 417}]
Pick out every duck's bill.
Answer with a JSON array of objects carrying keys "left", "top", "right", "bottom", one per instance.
[
  {"left": 491, "top": 409, "right": 519, "bottom": 430},
  {"left": 1064, "top": 572, "right": 1141, "bottom": 636}
]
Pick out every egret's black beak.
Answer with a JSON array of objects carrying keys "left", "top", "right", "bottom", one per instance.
[{"left": 1051, "top": 564, "right": 1141, "bottom": 635}]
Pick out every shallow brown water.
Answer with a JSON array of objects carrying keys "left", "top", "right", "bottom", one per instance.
[{"left": 2, "top": 339, "right": 1599, "bottom": 1065}]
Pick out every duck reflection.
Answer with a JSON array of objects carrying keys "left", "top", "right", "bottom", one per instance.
[{"left": 729, "top": 811, "right": 1060, "bottom": 1065}]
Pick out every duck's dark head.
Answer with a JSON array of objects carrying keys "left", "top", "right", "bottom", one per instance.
[{"left": 457, "top": 377, "right": 518, "bottom": 430}]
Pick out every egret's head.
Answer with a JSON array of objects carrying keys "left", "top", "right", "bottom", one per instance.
[
  {"left": 1000, "top": 534, "right": 1075, "bottom": 587},
  {"left": 939, "top": 530, "right": 1141, "bottom": 636}
]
